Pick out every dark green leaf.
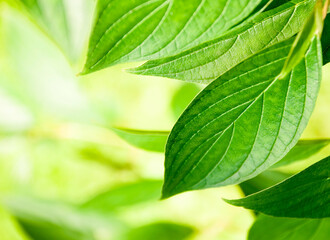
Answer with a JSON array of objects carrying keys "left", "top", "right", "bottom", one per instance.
[
  {"left": 131, "top": 0, "right": 315, "bottom": 83},
  {"left": 123, "top": 222, "right": 195, "bottom": 240},
  {"left": 226, "top": 156, "right": 330, "bottom": 218},
  {"left": 161, "top": 37, "right": 322, "bottom": 199},
  {"left": 81, "top": 180, "right": 163, "bottom": 212},
  {"left": 272, "top": 139, "right": 330, "bottom": 168},
  {"left": 249, "top": 215, "right": 330, "bottom": 240},
  {"left": 82, "top": 0, "right": 266, "bottom": 74},
  {"left": 321, "top": 13, "right": 330, "bottom": 64},
  {"left": 112, "top": 128, "right": 169, "bottom": 152}
]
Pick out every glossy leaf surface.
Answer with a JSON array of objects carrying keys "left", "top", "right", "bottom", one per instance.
[
  {"left": 226, "top": 156, "right": 330, "bottom": 218},
  {"left": 162, "top": 37, "right": 322, "bottom": 198},
  {"left": 131, "top": 0, "right": 315, "bottom": 83}
]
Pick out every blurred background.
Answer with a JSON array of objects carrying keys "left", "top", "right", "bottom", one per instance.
[{"left": 0, "top": 0, "right": 329, "bottom": 239}]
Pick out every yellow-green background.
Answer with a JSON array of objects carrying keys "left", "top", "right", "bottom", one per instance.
[{"left": 0, "top": 1, "right": 329, "bottom": 239}]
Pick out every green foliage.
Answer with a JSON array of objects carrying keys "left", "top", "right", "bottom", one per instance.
[
  {"left": 161, "top": 37, "right": 321, "bottom": 198},
  {"left": 130, "top": 0, "right": 315, "bottom": 83},
  {"left": 1, "top": 0, "right": 330, "bottom": 239},
  {"left": 82, "top": 0, "right": 266, "bottom": 74},
  {"left": 226, "top": 156, "right": 330, "bottom": 218}
]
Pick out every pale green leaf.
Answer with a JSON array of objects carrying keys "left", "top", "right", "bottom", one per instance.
[
  {"left": 82, "top": 0, "right": 266, "bottom": 74},
  {"left": 112, "top": 128, "right": 169, "bottom": 152},
  {"left": 131, "top": 0, "right": 316, "bottom": 83},
  {"left": 249, "top": 215, "right": 330, "bottom": 240},
  {"left": 226, "top": 156, "right": 330, "bottom": 218},
  {"left": 161, "top": 37, "right": 322, "bottom": 199},
  {"left": 81, "top": 180, "right": 163, "bottom": 212}
]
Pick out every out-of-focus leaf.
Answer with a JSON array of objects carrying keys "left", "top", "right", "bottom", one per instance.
[
  {"left": 131, "top": 0, "right": 315, "bottom": 83},
  {"left": 272, "top": 139, "right": 330, "bottom": 168},
  {"left": 81, "top": 180, "right": 163, "bottom": 212},
  {"left": 249, "top": 214, "right": 330, "bottom": 240},
  {"left": 239, "top": 171, "right": 291, "bottom": 196},
  {"left": 3, "top": 196, "right": 123, "bottom": 240},
  {"left": 226, "top": 156, "right": 330, "bottom": 218},
  {"left": 122, "top": 222, "right": 195, "bottom": 240},
  {"left": 0, "top": 206, "right": 30, "bottom": 240},
  {"left": 82, "top": 0, "right": 265, "bottom": 74},
  {"left": 112, "top": 128, "right": 169, "bottom": 152},
  {"left": 15, "top": 0, "right": 73, "bottom": 59},
  {"left": 171, "top": 84, "right": 201, "bottom": 119},
  {"left": 161, "top": 37, "right": 321, "bottom": 199},
  {"left": 321, "top": 13, "right": 330, "bottom": 64}
]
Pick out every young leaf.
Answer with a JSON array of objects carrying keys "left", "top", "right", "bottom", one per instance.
[
  {"left": 131, "top": 0, "right": 315, "bottom": 83},
  {"left": 82, "top": 0, "right": 265, "bottom": 74},
  {"left": 112, "top": 128, "right": 169, "bottom": 152},
  {"left": 272, "top": 139, "right": 330, "bottom": 168},
  {"left": 161, "top": 37, "right": 322, "bottom": 199},
  {"left": 225, "top": 156, "right": 330, "bottom": 218},
  {"left": 248, "top": 215, "right": 330, "bottom": 240}
]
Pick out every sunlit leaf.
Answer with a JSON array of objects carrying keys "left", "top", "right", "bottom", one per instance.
[
  {"left": 161, "top": 37, "right": 322, "bottom": 199},
  {"left": 131, "top": 0, "right": 315, "bottom": 83},
  {"left": 112, "top": 128, "right": 169, "bottom": 152},
  {"left": 82, "top": 0, "right": 267, "bottom": 74},
  {"left": 226, "top": 156, "right": 330, "bottom": 218},
  {"left": 81, "top": 180, "right": 163, "bottom": 212},
  {"left": 249, "top": 215, "right": 330, "bottom": 240}
]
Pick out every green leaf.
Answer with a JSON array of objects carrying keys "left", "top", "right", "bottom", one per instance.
[
  {"left": 81, "top": 180, "right": 163, "bottom": 212},
  {"left": 123, "top": 222, "right": 195, "bottom": 240},
  {"left": 161, "top": 37, "right": 322, "bottom": 199},
  {"left": 225, "top": 156, "right": 330, "bottom": 218},
  {"left": 249, "top": 215, "right": 330, "bottom": 240},
  {"left": 272, "top": 139, "right": 330, "bottom": 168},
  {"left": 131, "top": 0, "right": 315, "bottom": 83},
  {"left": 278, "top": 0, "right": 323, "bottom": 79},
  {"left": 321, "top": 13, "right": 330, "bottom": 64},
  {"left": 82, "top": 0, "right": 266, "bottom": 74},
  {"left": 112, "top": 128, "right": 169, "bottom": 152},
  {"left": 240, "top": 170, "right": 291, "bottom": 196}
]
